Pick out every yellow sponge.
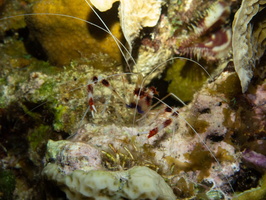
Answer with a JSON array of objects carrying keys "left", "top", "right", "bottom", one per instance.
[{"left": 26, "top": 0, "right": 122, "bottom": 67}]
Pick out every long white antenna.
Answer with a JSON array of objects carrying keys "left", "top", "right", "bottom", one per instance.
[{"left": 83, "top": 0, "right": 136, "bottom": 71}]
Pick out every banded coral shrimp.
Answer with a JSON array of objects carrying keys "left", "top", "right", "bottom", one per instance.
[
  {"left": 72, "top": 60, "right": 242, "bottom": 199},
  {"left": 56, "top": 5, "right": 242, "bottom": 200},
  {"left": 0, "top": 1, "right": 259, "bottom": 200}
]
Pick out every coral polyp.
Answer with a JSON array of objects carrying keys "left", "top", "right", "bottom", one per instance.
[{"left": 101, "top": 142, "right": 160, "bottom": 172}]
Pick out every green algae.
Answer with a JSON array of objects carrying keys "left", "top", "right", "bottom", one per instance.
[
  {"left": 0, "top": 170, "right": 16, "bottom": 200},
  {"left": 165, "top": 59, "right": 209, "bottom": 102},
  {"left": 0, "top": 33, "right": 122, "bottom": 134},
  {"left": 173, "top": 177, "right": 195, "bottom": 198},
  {"left": 215, "top": 146, "right": 235, "bottom": 163},
  {"left": 53, "top": 104, "right": 69, "bottom": 131},
  {"left": 189, "top": 119, "right": 210, "bottom": 135},
  {"left": 165, "top": 145, "right": 229, "bottom": 199},
  {"left": 19, "top": 102, "right": 43, "bottom": 121},
  {"left": 210, "top": 73, "right": 242, "bottom": 100},
  {"left": 184, "top": 143, "right": 213, "bottom": 181},
  {"left": 34, "top": 80, "right": 57, "bottom": 102},
  {"left": 0, "top": 26, "right": 125, "bottom": 198},
  {"left": 27, "top": 124, "right": 51, "bottom": 151},
  {"left": 166, "top": 143, "right": 213, "bottom": 180}
]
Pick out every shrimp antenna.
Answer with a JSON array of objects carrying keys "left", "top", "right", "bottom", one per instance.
[
  {"left": 0, "top": 12, "right": 136, "bottom": 71},
  {"left": 153, "top": 97, "right": 235, "bottom": 194},
  {"left": 84, "top": 0, "right": 136, "bottom": 71}
]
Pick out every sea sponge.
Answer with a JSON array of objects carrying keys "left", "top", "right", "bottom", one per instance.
[
  {"left": 90, "top": 0, "right": 118, "bottom": 12},
  {"left": 25, "top": 0, "right": 122, "bottom": 66},
  {"left": 232, "top": 0, "right": 266, "bottom": 92},
  {"left": 90, "top": 0, "right": 163, "bottom": 51}
]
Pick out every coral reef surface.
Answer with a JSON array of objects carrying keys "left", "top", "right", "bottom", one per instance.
[
  {"left": 0, "top": 0, "right": 266, "bottom": 199},
  {"left": 43, "top": 71, "right": 265, "bottom": 200}
]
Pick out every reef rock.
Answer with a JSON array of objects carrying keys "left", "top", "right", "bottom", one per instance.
[{"left": 43, "top": 71, "right": 246, "bottom": 199}]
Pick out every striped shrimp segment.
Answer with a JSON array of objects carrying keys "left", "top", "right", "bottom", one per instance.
[
  {"left": 85, "top": 73, "right": 184, "bottom": 139},
  {"left": 86, "top": 74, "right": 182, "bottom": 139},
  {"left": 127, "top": 86, "right": 158, "bottom": 114},
  {"left": 86, "top": 74, "right": 159, "bottom": 118},
  {"left": 87, "top": 76, "right": 99, "bottom": 117},
  {"left": 148, "top": 107, "right": 179, "bottom": 138},
  {"left": 86, "top": 75, "right": 126, "bottom": 117}
]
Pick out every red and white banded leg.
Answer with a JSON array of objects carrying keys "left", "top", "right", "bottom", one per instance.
[
  {"left": 86, "top": 76, "right": 99, "bottom": 118},
  {"left": 148, "top": 107, "right": 179, "bottom": 138},
  {"left": 86, "top": 75, "right": 127, "bottom": 117}
]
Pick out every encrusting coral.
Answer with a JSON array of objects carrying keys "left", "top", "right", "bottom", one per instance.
[{"left": 25, "top": 0, "right": 123, "bottom": 66}]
